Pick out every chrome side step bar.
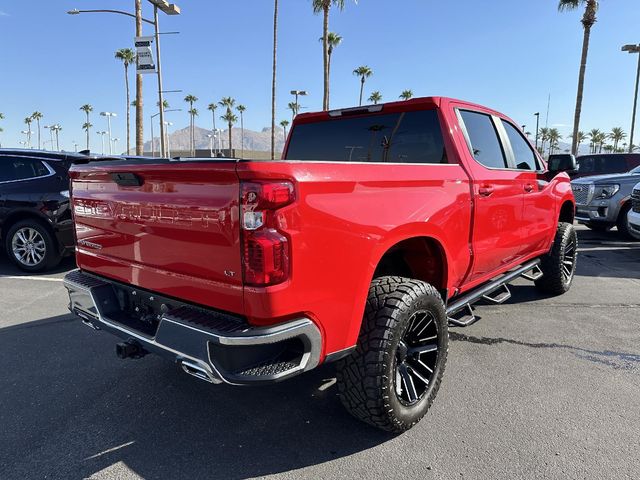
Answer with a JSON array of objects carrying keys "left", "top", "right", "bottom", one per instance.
[{"left": 446, "top": 259, "right": 541, "bottom": 328}]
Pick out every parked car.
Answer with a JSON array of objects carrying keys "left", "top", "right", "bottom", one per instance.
[
  {"left": 571, "top": 165, "right": 640, "bottom": 239},
  {"left": 628, "top": 181, "right": 640, "bottom": 236},
  {"left": 571, "top": 153, "right": 640, "bottom": 179},
  {"left": 63, "top": 97, "right": 576, "bottom": 433},
  {"left": 0, "top": 150, "right": 92, "bottom": 271}
]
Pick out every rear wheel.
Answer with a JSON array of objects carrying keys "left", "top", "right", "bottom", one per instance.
[
  {"left": 5, "top": 220, "right": 60, "bottom": 272},
  {"left": 535, "top": 222, "right": 577, "bottom": 295},
  {"left": 336, "top": 276, "right": 448, "bottom": 433}
]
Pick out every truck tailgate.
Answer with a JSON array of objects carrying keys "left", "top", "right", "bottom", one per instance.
[{"left": 69, "top": 161, "right": 243, "bottom": 314}]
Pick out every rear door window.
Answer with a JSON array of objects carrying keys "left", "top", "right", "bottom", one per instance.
[
  {"left": 285, "top": 109, "right": 447, "bottom": 164},
  {"left": 501, "top": 120, "right": 539, "bottom": 171},
  {"left": 0, "top": 158, "right": 51, "bottom": 182},
  {"left": 459, "top": 110, "right": 508, "bottom": 169}
]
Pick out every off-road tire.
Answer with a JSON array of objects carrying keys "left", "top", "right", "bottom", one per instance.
[
  {"left": 616, "top": 203, "right": 640, "bottom": 241},
  {"left": 336, "top": 276, "right": 448, "bottom": 433},
  {"left": 535, "top": 222, "right": 577, "bottom": 295},
  {"left": 4, "top": 220, "right": 60, "bottom": 272}
]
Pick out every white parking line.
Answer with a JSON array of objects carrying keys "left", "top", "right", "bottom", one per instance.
[
  {"left": 84, "top": 441, "right": 136, "bottom": 460},
  {"left": 0, "top": 275, "right": 64, "bottom": 282}
]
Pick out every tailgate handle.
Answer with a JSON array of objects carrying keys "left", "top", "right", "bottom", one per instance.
[{"left": 111, "top": 172, "right": 143, "bottom": 187}]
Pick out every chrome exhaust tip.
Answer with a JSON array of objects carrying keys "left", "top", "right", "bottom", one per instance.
[{"left": 180, "top": 359, "right": 218, "bottom": 383}]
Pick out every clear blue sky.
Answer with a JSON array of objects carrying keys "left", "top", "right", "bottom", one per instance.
[{"left": 0, "top": 0, "right": 639, "bottom": 152}]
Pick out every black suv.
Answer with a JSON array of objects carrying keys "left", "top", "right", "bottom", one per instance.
[{"left": 0, "top": 149, "right": 87, "bottom": 272}]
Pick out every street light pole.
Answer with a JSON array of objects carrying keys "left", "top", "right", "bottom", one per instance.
[
  {"left": 534, "top": 112, "right": 540, "bottom": 150},
  {"left": 207, "top": 134, "right": 213, "bottom": 157},
  {"left": 290, "top": 90, "right": 307, "bottom": 117},
  {"left": 153, "top": 4, "right": 166, "bottom": 157},
  {"left": 164, "top": 121, "right": 173, "bottom": 157},
  {"left": 100, "top": 112, "right": 116, "bottom": 154},
  {"left": 97, "top": 131, "right": 107, "bottom": 155},
  {"left": 151, "top": 108, "right": 180, "bottom": 157},
  {"left": 68, "top": 1, "right": 180, "bottom": 156},
  {"left": 622, "top": 44, "right": 640, "bottom": 153},
  {"left": 52, "top": 125, "right": 61, "bottom": 151},
  {"left": 135, "top": 0, "right": 144, "bottom": 156}
]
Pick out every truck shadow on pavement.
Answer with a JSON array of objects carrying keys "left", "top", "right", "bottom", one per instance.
[{"left": 0, "top": 315, "right": 391, "bottom": 480}]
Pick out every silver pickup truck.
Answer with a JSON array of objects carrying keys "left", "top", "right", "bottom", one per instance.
[{"left": 571, "top": 165, "right": 640, "bottom": 239}]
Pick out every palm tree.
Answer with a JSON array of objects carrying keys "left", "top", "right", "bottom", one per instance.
[
  {"left": 547, "top": 128, "right": 562, "bottom": 155},
  {"left": 207, "top": 103, "right": 218, "bottom": 151},
  {"left": 317, "top": 30, "right": 343, "bottom": 110},
  {"left": 399, "top": 90, "right": 413, "bottom": 101},
  {"left": 587, "top": 128, "right": 602, "bottom": 153},
  {"left": 596, "top": 132, "right": 607, "bottom": 153},
  {"left": 353, "top": 65, "right": 373, "bottom": 106},
  {"left": 280, "top": 119, "right": 290, "bottom": 142},
  {"left": 313, "top": 1, "right": 354, "bottom": 110},
  {"left": 288, "top": 101, "right": 299, "bottom": 123},
  {"left": 115, "top": 48, "right": 136, "bottom": 154},
  {"left": 157, "top": 99, "right": 169, "bottom": 109},
  {"left": 219, "top": 97, "right": 236, "bottom": 113},
  {"left": 80, "top": 104, "right": 93, "bottom": 150},
  {"left": 31, "top": 111, "right": 43, "bottom": 149},
  {"left": 24, "top": 117, "right": 33, "bottom": 148},
  {"left": 368, "top": 91, "right": 382, "bottom": 104},
  {"left": 188, "top": 107, "right": 198, "bottom": 155},
  {"left": 184, "top": 94, "right": 198, "bottom": 155},
  {"left": 82, "top": 122, "right": 93, "bottom": 149},
  {"left": 221, "top": 110, "right": 237, "bottom": 155},
  {"left": 609, "top": 127, "right": 626, "bottom": 151},
  {"left": 236, "top": 105, "right": 246, "bottom": 158},
  {"left": 571, "top": 130, "right": 586, "bottom": 152},
  {"left": 539, "top": 127, "right": 550, "bottom": 153},
  {"left": 559, "top": 0, "right": 599, "bottom": 155},
  {"left": 271, "top": 0, "right": 279, "bottom": 160}
]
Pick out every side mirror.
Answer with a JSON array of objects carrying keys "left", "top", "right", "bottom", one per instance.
[{"left": 548, "top": 154, "right": 577, "bottom": 175}]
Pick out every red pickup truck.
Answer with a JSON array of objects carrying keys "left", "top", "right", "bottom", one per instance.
[{"left": 64, "top": 97, "right": 577, "bottom": 432}]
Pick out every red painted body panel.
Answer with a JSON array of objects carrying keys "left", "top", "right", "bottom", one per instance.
[
  {"left": 70, "top": 163, "right": 244, "bottom": 314},
  {"left": 68, "top": 97, "right": 574, "bottom": 361}
]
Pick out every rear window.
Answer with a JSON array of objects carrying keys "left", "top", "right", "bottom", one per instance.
[
  {"left": 285, "top": 109, "right": 447, "bottom": 164},
  {"left": 576, "top": 155, "right": 627, "bottom": 175},
  {"left": 0, "top": 158, "right": 51, "bottom": 182}
]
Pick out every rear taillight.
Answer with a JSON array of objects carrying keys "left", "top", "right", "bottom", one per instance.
[{"left": 241, "top": 181, "right": 294, "bottom": 286}]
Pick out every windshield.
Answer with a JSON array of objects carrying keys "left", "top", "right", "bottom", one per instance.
[{"left": 285, "top": 109, "right": 447, "bottom": 164}]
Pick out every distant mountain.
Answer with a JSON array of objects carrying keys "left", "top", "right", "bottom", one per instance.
[{"left": 144, "top": 125, "right": 287, "bottom": 153}]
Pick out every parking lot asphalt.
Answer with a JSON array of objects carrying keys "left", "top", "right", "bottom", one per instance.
[{"left": 0, "top": 225, "right": 638, "bottom": 480}]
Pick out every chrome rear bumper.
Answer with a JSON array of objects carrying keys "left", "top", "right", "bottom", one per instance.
[{"left": 63, "top": 270, "right": 322, "bottom": 385}]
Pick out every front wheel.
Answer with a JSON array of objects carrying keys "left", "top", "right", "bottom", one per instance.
[
  {"left": 535, "top": 222, "right": 577, "bottom": 295},
  {"left": 617, "top": 204, "right": 640, "bottom": 241},
  {"left": 336, "top": 276, "right": 448, "bottom": 433}
]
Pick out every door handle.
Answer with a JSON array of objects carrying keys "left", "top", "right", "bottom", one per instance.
[
  {"left": 524, "top": 183, "right": 534, "bottom": 193},
  {"left": 478, "top": 185, "right": 494, "bottom": 197}
]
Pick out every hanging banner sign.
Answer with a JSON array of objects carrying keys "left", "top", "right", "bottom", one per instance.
[{"left": 135, "top": 36, "right": 157, "bottom": 74}]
